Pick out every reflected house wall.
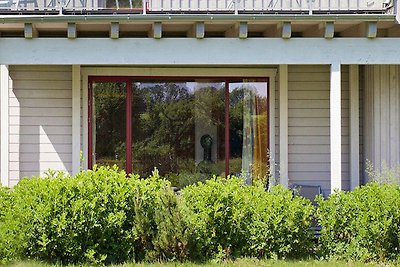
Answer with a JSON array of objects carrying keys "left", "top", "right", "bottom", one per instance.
[{"left": 8, "top": 65, "right": 72, "bottom": 185}]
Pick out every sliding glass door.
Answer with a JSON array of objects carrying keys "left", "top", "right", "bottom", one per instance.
[{"left": 89, "top": 77, "right": 269, "bottom": 185}]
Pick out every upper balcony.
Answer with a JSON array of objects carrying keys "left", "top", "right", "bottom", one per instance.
[{"left": 0, "top": 0, "right": 396, "bottom": 15}]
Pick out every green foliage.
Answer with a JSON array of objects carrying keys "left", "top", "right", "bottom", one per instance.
[
  {"left": 181, "top": 177, "right": 314, "bottom": 261},
  {"left": 0, "top": 166, "right": 173, "bottom": 265},
  {"left": 316, "top": 183, "right": 400, "bottom": 262}
]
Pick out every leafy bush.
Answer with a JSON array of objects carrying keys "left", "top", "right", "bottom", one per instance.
[
  {"left": 0, "top": 169, "right": 314, "bottom": 264},
  {"left": 0, "top": 166, "right": 174, "bottom": 265},
  {"left": 316, "top": 183, "right": 400, "bottom": 262},
  {"left": 181, "top": 177, "right": 314, "bottom": 261}
]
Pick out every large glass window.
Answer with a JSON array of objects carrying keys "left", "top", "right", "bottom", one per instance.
[{"left": 89, "top": 78, "right": 269, "bottom": 187}]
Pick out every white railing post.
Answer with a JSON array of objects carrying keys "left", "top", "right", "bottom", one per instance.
[
  {"left": 142, "top": 0, "right": 147, "bottom": 14},
  {"left": 308, "top": 0, "right": 313, "bottom": 15},
  {"left": 234, "top": 0, "right": 238, "bottom": 14}
]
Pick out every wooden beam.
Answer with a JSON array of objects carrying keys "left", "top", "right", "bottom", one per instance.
[
  {"left": 0, "top": 65, "right": 9, "bottom": 187},
  {"left": 110, "top": 22, "right": 119, "bottom": 39},
  {"left": 330, "top": 62, "right": 342, "bottom": 193},
  {"left": 67, "top": 23, "right": 77, "bottom": 39},
  {"left": 367, "top": 22, "right": 378, "bottom": 38},
  {"left": 349, "top": 65, "right": 359, "bottom": 190},
  {"left": 225, "top": 22, "right": 246, "bottom": 38},
  {"left": 195, "top": 22, "right": 205, "bottom": 39},
  {"left": 279, "top": 64, "right": 289, "bottom": 188},
  {"left": 282, "top": 22, "right": 291, "bottom": 39},
  {"left": 24, "top": 23, "right": 38, "bottom": 39},
  {"left": 188, "top": 22, "right": 205, "bottom": 39},
  {"left": 72, "top": 65, "right": 81, "bottom": 175},
  {"left": 150, "top": 22, "right": 162, "bottom": 39},
  {"left": 325, "top": 22, "right": 335, "bottom": 39},
  {"left": 239, "top": 22, "right": 248, "bottom": 39}
]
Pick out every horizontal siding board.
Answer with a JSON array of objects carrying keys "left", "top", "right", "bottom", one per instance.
[
  {"left": 11, "top": 89, "right": 72, "bottom": 99},
  {"left": 289, "top": 108, "right": 349, "bottom": 118},
  {"left": 289, "top": 154, "right": 350, "bottom": 163},
  {"left": 10, "top": 116, "right": 72, "bottom": 126},
  {"left": 289, "top": 100, "right": 350, "bottom": 109},
  {"left": 10, "top": 107, "right": 72, "bottom": 117},
  {"left": 289, "top": 73, "right": 329, "bottom": 82},
  {"left": 9, "top": 143, "right": 72, "bottom": 153},
  {"left": 289, "top": 91, "right": 329, "bottom": 100},
  {"left": 289, "top": 118, "right": 349, "bottom": 127},
  {"left": 10, "top": 162, "right": 72, "bottom": 171},
  {"left": 9, "top": 134, "right": 72, "bottom": 144},
  {"left": 10, "top": 125, "right": 71, "bottom": 135},
  {"left": 10, "top": 152, "right": 72, "bottom": 162},
  {"left": 9, "top": 98, "right": 72, "bottom": 108},
  {"left": 11, "top": 80, "right": 73, "bottom": 90}
]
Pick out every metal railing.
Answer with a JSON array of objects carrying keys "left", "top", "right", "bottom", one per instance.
[
  {"left": 148, "top": 0, "right": 394, "bottom": 14},
  {"left": 0, "top": 0, "right": 395, "bottom": 14}
]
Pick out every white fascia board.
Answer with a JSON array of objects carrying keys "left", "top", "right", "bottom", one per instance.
[{"left": 1, "top": 38, "right": 400, "bottom": 65}]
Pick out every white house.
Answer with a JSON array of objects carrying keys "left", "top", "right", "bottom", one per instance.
[{"left": 1, "top": 0, "right": 400, "bottom": 196}]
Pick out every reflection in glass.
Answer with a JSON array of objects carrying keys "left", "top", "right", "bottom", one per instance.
[
  {"left": 92, "top": 82, "right": 126, "bottom": 170},
  {"left": 229, "top": 82, "right": 269, "bottom": 184},
  {"left": 131, "top": 82, "right": 226, "bottom": 186},
  {"left": 90, "top": 79, "right": 269, "bottom": 188}
]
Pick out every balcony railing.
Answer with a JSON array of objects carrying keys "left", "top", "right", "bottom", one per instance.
[{"left": 0, "top": 0, "right": 395, "bottom": 14}]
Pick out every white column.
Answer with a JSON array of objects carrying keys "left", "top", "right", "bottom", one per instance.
[
  {"left": 349, "top": 65, "right": 360, "bottom": 190},
  {"left": 1, "top": 65, "right": 9, "bottom": 187},
  {"left": 279, "top": 65, "right": 289, "bottom": 188},
  {"left": 72, "top": 65, "right": 81, "bottom": 175},
  {"left": 330, "top": 62, "right": 342, "bottom": 193}
]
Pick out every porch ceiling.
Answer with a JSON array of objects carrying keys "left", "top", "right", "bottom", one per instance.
[{"left": 0, "top": 14, "right": 399, "bottom": 38}]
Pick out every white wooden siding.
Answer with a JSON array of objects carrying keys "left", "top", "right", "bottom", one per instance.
[
  {"left": 364, "top": 65, "right": 400, "bottom": 178},
  {"left": 8, "top": 65, "right": 72, "bottom": 185},
  {"left": 287, "top": 65, "right": 351, "bottom": 195}
]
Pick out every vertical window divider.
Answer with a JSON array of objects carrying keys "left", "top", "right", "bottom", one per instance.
[
  {"left": 88, "top": 79, "right": 93, "bottom": 169},
  {"left": 225, "top": 81, "right": 230, "bottom": 177},
  {"left": 126, "top": 80, "right": 133, "bottom": 174}
]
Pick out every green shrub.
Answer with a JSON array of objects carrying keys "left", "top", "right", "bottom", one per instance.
[
  {"left": 316, "top": 183, "right": 400, "bottom": 262},
  {"left": 0, "top": 166, "right": 174, "bottom": 265},
  {"left": 247, "top": 185, "right": 314, "bottom": 259},
  {"left": 0, "top": 169, "right": 315, "bottom": 264},
  {"left": 181, "top": 177, "right": 314, "bottom": 261}
]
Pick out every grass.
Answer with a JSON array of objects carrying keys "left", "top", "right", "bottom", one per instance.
[{"left": 3, "top": 258, "right": 392, "bottom": 267}]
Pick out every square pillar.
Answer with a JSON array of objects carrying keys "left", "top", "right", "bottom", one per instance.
[
  {"left": 72, "top": 65, "right": 81, "bottom": 175},
  {"left": 279, "top": 65, "right": 289, "bottom": 187},
  {"left": 349, "top": 65, "right": 360, "bottom": 190},
  {"left": 330, "top": 62, "right": 342, "bottom": 193}
]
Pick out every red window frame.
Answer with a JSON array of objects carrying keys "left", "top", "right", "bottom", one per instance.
[{"left": 88, "top": 76, "right": 270, "bottom": 175}]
